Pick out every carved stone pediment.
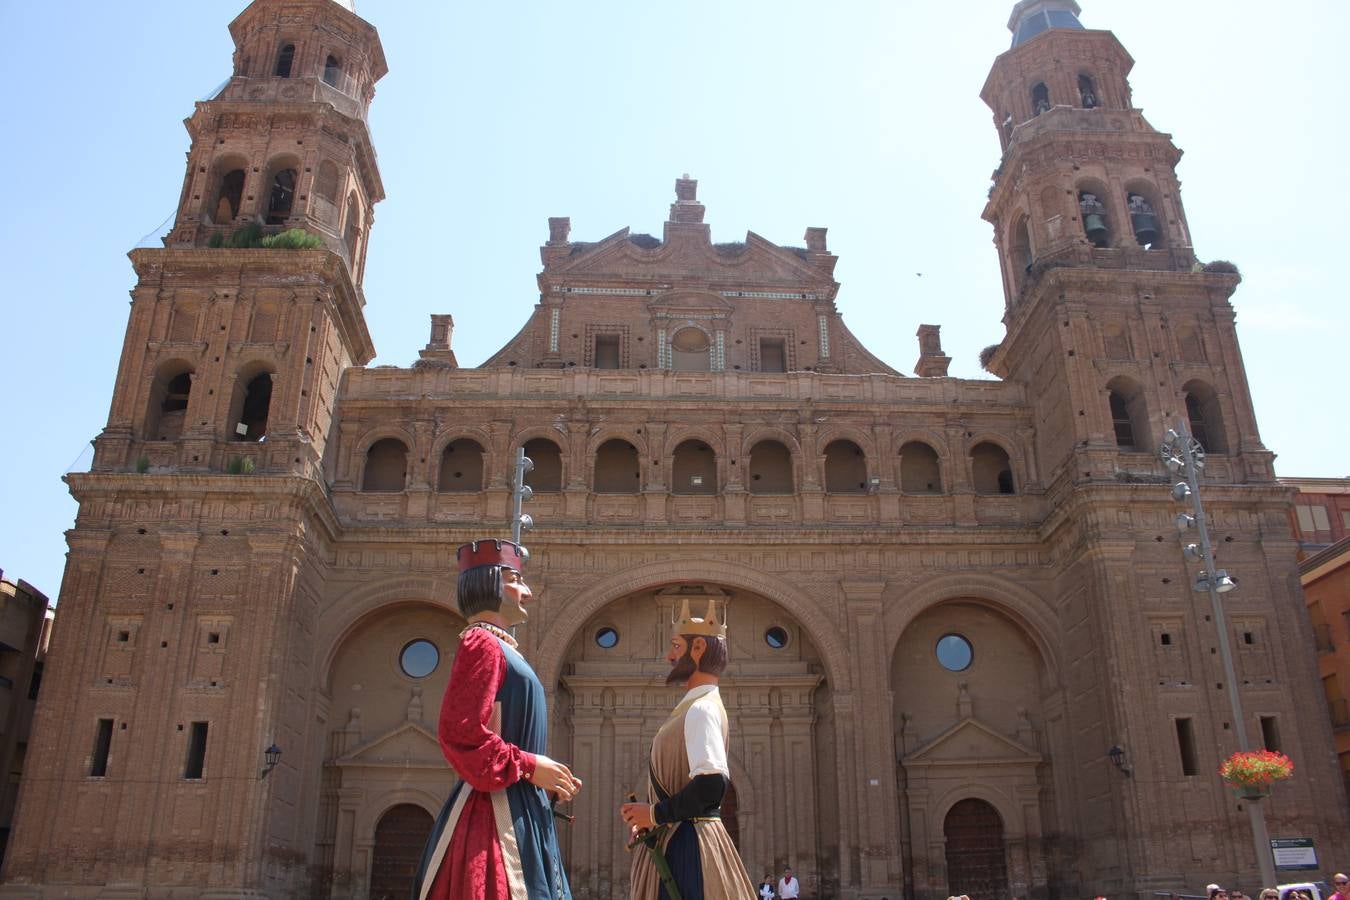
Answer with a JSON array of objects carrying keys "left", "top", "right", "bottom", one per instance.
[
  {"left": 903, "top": 717, "right": 1042, "bottom": 768},
  {"left": 333, "top": 721, "right": 443, "bottom": 769}
]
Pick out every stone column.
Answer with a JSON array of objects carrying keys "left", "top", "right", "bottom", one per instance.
[{"left": 841, "top": 579, "right": 902, "bottom": 894}]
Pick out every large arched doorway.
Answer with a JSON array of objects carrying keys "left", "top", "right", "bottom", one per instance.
[
  {"left": 554, "top": 583, "right": 832, "bottom": 899},
  {"left": 944, "top": 798, "right": 1009, "bottom": 900},
  {"left": 892, "top": 599, "right": 1054, "bottom": 900},
  {"left": 370, "top": 804, "right": 434, "bottom": 900},
  {"left": 314, "top": 602, "right": 465, "bottom": 894}
]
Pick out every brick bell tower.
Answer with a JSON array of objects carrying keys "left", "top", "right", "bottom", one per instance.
[
  {"left": 976, "top": 4, "right": 1338, "bottom": 895},
  {"left": 92, "top": 0, "right": 383, "bottom": 478},
  {"left": 980, "top": 0, "right": 1274, "bottom": 485},
  {"left": 0, "top": 1, "right": 384, "bottom": 895}
]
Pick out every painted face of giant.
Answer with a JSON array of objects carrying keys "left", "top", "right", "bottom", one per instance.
[
  {"left": 499, "top": 566, "right": 531, "bottom": 626},
  {"left": 665, "top": 634, "right": 705, "bottom": 685}
]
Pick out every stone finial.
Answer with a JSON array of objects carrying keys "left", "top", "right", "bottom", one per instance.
[
  {"left": 675, "top": 174, "right": 697, "bottom": 202},
  {"left": 547, "top": 217, "right": 571, "bottom": 245},
  {"left": 804, "top": 227, "right": 828, "bottom": 253},
  {"left": 914, "top": 323, "right": 952, "bottom": 378},
  {"left": 417, "top": 314, "right": 458, "bottom": 367},
  {"left": 670, "top": 174, "right": 705, "bottom": 224}
]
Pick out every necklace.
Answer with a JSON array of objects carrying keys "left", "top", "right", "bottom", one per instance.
[{"left": 463, "top": 620, "right": 518, "bottom": 649}]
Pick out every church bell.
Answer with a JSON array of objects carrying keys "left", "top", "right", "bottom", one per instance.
[
  {"left": 1131, "top": 211, "right": 1160, "bottom": 247},
  {"left": 1083, "top": 214, "right": 1109, "bottom": 247}
]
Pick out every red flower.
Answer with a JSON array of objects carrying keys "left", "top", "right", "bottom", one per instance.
[{"left": 1219, "top": 750, "right": 1294, "bottom": 788}]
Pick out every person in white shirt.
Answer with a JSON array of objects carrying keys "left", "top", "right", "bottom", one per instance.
[
  {"left": 778, "top": 866, "right": 800, "bottom": 899},
  {"left": 758, "top": 875, "right": 777, "bottom": 899}
]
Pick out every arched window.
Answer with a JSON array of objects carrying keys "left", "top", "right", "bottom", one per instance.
[
  {"left": 145, "top": 366, "right": 193, "bottom": 441},
  {"left": 523, "top": 438, "right": 563, "bottom": 492},
  {"left": 671, "top": 440, "right": 716, "bottom": 495},
  {"left": 1184, "top": 381, "right": 1227, "bottom": 453},
  {"left": 824, "top": 439, "right": 867, "bottom": 494},
  {"left": 233, "top": 372, "right": 272, "bottom": 442},
  {"left": 344, "top": 192, "right": 362, "bottom": 261},
  {"left": 670, "top": 327, "right": 711, "bottom": 372},
  {"left": 266, "top": 168, "right": 297, "bottom": 224},
  {"left": 322, "top": 55, "right": 342, "bottom": 88},
  {"left": 594, "top": 439, "right": 640, "bottom": 493},
  {"left": 1109, "top": 393, "right": 1135, "bottom": 448},
  {"left": 1126, "top": 190, "right": 1162, "bottom": 248},
  {"left": 1078, "top": 73, "right": 1099, "bottom": 108},
  {"left": 748, "top": 440, "right": 793, "bottom": 494},
  {"left": 1031, "top": 82, "right": 1051, "bottom": 116},
  {"left": 275, "top": 43, "right": 295, "bottom": 78},
  {"left": 1106, "top": 377, "right": 1149, "bottom": 451},
  {"left": 1078, "top": 190, "right": 1110, "bottom": 248},
  {"left": 363, "top": 439, "right": 408, "bottom": 492},
  {"left": 437, "top": 438, "right": 484, "bottom": 492},
  {"left": 213, "top": 169, "right": 245, "bottom": 223},
  {"left": 899, "top": 441, "right": 942, "bottom": 494},
  {"left": 971, "top": 442, "right": 1015, "bottom": 495}
]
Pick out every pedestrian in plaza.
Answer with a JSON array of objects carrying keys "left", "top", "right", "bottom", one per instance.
[
  {"left": 778, "top": 866, "right": 800, "bottom": 899},
  {"left": 1259, "top": 889, "right": 1279, "bottom": 900},
  {"left": 758, "top": 874, "right": 776, "bottom": 899},
  {"left": 1332, "top": 874, "right": 1350, "bottom": 900}
]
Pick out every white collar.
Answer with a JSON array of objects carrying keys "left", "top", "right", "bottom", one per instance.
[{"left": 680, "top": 683, "right": 719, "bottom": 704}]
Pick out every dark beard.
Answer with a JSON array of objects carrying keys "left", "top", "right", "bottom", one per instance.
[{"left": 666, "top": 650, "right": 697, "bottom": 685}]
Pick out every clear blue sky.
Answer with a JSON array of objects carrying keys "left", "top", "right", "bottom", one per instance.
[{"left": 1, "top": 1, "right": 1346, "bottom": 600}]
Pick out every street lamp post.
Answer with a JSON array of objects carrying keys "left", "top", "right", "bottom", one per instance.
[
  {"left": 511, "top": 447, "right": 534, "bottom": 549},
  {"left": 1162, "top": 423, "right": 1277, "bottom": 890}
]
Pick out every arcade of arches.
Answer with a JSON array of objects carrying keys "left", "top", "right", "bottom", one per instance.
[{"left": 314, "top": 588, "right": 1056, "bottom": 900}]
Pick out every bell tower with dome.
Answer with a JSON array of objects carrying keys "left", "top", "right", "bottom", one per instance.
[
  {"left": 0, "top": 1, "right": 385, "bottom": 896},
  {"left": 980, "top": 0, "right": 1274, "bottom": 485}
]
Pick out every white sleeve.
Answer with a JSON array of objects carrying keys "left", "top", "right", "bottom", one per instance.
[{"left": 683, "top": 698, "right": 730, "bottom": 778}]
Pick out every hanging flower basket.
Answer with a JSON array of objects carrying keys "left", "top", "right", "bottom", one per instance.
[{"left": 1220, "top": 750, "right": 1293, "bottom": 798}]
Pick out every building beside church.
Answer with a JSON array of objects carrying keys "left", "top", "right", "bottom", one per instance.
[{"left": 2, "top": 1, "right": 1345, "bottom": 898}]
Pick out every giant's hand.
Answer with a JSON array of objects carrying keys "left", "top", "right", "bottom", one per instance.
[
  {"left": 620, "top": 801, "right": 656, "bottom": 831},
  {"left": 526, "top": 755, "right": 582, "bottom": 802}
]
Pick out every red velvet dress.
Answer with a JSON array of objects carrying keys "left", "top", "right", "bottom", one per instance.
[{"left": 413, "top": 625, "right": 569, "bottom": 900}]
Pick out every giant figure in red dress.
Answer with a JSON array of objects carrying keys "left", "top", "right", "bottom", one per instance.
[{"left": 413, "top": 539, "right": 581, "bottom": 900}]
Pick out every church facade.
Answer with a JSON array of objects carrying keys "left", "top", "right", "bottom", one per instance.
[{"left": 3, "top": 1, "right": 1344, "bottom": 899}]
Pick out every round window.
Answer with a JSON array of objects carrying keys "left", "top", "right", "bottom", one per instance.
[
  {"left": 935, "top": 634, "right": 973, "bottom": 672},
  {"left": 595, "top": 627, "right": 619, "bottom": 649},
  {"left": 400, "top": 639, "right": 440, "bottom": 678},
  {"left": 765, "top": 626, "right": 789, "bottom": 649}
]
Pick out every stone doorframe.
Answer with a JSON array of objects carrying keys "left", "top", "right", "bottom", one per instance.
[{"left": 900, "top": 718, "right": 1047, "bottom": 900}]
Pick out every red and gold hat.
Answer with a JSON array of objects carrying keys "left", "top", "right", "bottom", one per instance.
[{"left": 456, "top": 539, "right": 527, "bottom": 573}]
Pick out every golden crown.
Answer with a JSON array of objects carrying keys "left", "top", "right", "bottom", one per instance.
[{"left": 673, "top": 596, "right": 727, "bottom": 639}]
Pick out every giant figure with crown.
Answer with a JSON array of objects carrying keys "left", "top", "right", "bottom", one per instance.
[
  {"left": 413, "top": 538, "right": 581, "bottom": 900},
  {"left": 621, "top": 597, "right": 757, "bottom": 900}
]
